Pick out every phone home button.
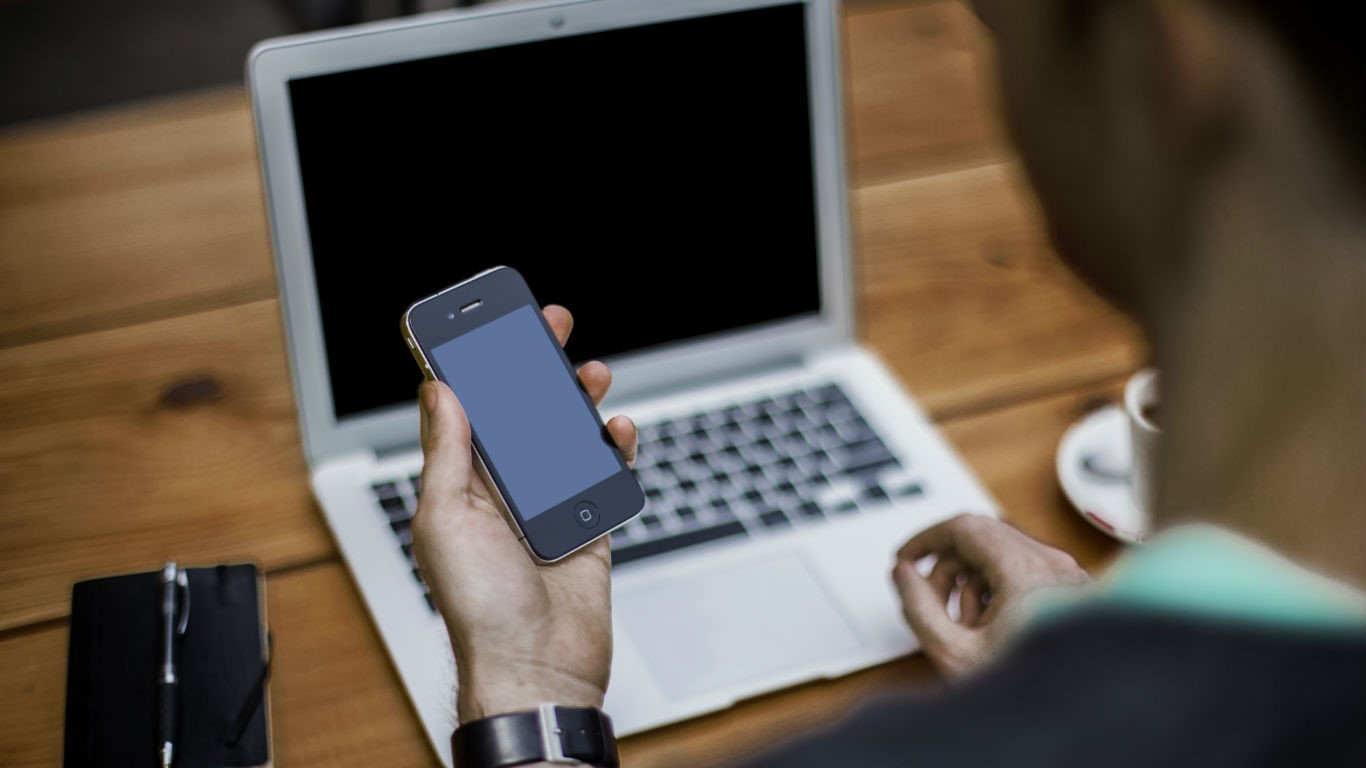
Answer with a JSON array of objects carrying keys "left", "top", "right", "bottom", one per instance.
[{"left": 574, "top": 501, "right": 600, "bottom": 529}]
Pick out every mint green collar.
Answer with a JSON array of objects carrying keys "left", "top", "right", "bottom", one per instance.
[{"left": 1031, "top": 524, "right": 1366, "bottom": 631}]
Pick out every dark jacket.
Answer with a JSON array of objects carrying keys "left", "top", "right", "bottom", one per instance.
[{"left": 741, "top": 608, "right": 1366, "bottom": 767}]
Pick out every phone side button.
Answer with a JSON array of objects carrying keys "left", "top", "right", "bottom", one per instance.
[{"left": 574, "top": 501, "right": 600, "bottom": 529}]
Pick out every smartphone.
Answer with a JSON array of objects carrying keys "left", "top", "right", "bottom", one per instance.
[{"left": 400, "top": 266, "right": 645, "bottom": 562}]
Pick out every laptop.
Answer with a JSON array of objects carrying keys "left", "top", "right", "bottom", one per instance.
[{"left": 248, "top": 0, "right": 999, "bottom": 762}]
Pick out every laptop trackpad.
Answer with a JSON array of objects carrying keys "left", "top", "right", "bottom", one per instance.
[{"left": 618, "top": 553, "right": 865, "bottom": 701}]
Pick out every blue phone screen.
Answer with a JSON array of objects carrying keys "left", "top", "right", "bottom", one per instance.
[{"left": 429, "top": 305, "right": 619, "bottom": 519}]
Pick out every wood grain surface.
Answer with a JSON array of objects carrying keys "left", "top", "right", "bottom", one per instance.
[
  {"left": 844, "top": 1, "right": 1004, "bottom": 186},
  {"left": 856, "top": 163, "right": 1144, "bottom": 417},
  {"left": 0, "top": 89, "right": 274, "bottom": 348},
  {"left": 0, "top": 1, "right": 1145, "bottom": 765},
  {"left": 0, "top": 300, "right": 332, "bottom": 631}
]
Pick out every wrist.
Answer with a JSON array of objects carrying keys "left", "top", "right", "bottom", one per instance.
[{"left": 456, "top": 659, "right": 606, "bottom": 723}]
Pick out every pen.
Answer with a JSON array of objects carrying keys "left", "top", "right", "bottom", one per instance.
[{"left": 159, "top": 562, "right": 188, "bottom": 768}]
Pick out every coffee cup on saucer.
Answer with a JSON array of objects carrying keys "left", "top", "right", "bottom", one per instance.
[
  {"left": 1055, "top": 368, "right": 1160, "bottom": 543},
  {"left": 1123, "top": 368, "right": 1160, "bottom": 518}
]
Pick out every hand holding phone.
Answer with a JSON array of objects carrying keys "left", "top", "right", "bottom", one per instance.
[
  {"left": 402, "top": 266, "right": 645, "bottom": 562},
  {"left": 410, "top": 304, "right": 638, "bottom": 723}
]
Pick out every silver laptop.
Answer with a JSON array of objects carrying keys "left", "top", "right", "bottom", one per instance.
[{"left": 248, "top": 0, "right": 998, "bottom": 762}]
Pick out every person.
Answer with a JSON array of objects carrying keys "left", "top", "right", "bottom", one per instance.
[{"left": 411, "top": 0, "right": 1365, "bottom": 765}]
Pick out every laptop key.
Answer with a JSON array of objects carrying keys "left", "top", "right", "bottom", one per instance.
[
  {"left": 861, "top": 483, "right": 890, "bottom": 503},
  {"left": 836, "top": 438, "right": 900, "bottom": 476},
  {"left": 894, "top": 482, "right": 925, "bottom": 498},
  {"left": 612, "top": 521, "right": 749, "bottom": 567},
  {"left": 708, "top": 506, "right": 740, "bottom": 525},
  {"left": 837, "top": 418, "right": 878, "bottom": 444},
  {"left": 372, "top": 481, "right": 399, "bottom": 499},
  {"left": 379, "top": 495, "right": 410, "bottom": 518},
  {"left": 759, "top": 509, "right": 791, "bottom": 528},
  {"left": 845, "top": 455, "right": 900, "bottom": 479},
  {"left": 798, "top": 501, "right": 824, "bottom": 519},
  {"left": 814, "top": 384, "right": 846, "bottom": 404}
]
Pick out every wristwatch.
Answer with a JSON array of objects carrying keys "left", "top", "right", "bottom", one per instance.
[{"left": 451, "top": 704, "right": 620, "bottom": 767}]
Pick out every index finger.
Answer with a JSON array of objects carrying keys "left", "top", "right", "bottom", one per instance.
[
  {"left": 896, "top": 514, "right": 1002, "bottom": 572},
  {"left": 416, "top": 380, "right": 473, "bottom": 502},
  {"left": 543, "top": 304, "right": 573, "bottom": 347}
]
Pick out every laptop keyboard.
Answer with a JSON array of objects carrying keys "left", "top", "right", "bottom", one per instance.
[
  {"left": 369, "top": 474, "right": 436, "bottom": 613},
  {"left": 369, "top": 381, "right": 923, "bottom": 611},
  {"left": 618, "top": 382, "right": 922, "bottom": 566}
]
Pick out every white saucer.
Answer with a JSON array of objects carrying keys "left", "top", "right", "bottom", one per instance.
[{"left": 1056, "top": 405, "right": 1151, "bottom": 544}]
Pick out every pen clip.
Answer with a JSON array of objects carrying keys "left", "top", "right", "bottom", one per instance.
[{"left": 175, "top": 568, "right": 191, "bottom": 636}]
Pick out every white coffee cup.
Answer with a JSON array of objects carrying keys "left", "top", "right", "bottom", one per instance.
[{"left": 1123, "top": 368, "right": 1160, "bottom": 515}]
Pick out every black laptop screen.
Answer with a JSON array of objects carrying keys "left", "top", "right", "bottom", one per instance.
[{"left": 288, "top": 2, "right": 821, "bottom": 419}]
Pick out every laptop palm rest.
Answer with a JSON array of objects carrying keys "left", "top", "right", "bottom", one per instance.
[{"left": 617, "top": 553, "right": 866, "bottom": 701}]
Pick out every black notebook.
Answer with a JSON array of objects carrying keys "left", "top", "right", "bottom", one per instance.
[{"left": 64, "top": 564, "right": 271, "bottom": 768}]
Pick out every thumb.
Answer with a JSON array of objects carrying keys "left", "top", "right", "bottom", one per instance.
[
  {"left": 893, "top": 561, "right": 977, "bottom": 673},
  {"left": 418, "top": 381, "right": 472, "bottom": 499}
]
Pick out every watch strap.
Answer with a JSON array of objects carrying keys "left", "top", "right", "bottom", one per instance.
[{"left": 451, "top": 704, "right": 619, "bottom": 767}]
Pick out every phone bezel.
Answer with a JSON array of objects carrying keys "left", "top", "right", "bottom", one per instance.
[{"left": 401, "top": 266, "right": 644, "bottom": 562}]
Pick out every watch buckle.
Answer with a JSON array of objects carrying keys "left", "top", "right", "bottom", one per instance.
[{"left": 538, "top": 703, "right": 583, "bottom": 765}]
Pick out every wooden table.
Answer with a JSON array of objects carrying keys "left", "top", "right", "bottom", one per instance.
[{"left": 0, "top": 2, "right": 1144, "bottom": 765}]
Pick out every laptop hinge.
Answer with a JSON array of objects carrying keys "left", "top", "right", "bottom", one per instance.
[
  {"left": 605, "top": 353, "right": 807, "bottom": 409},
  {"left": 372, "top": 437, "right": 421, "bottom": 462}
]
